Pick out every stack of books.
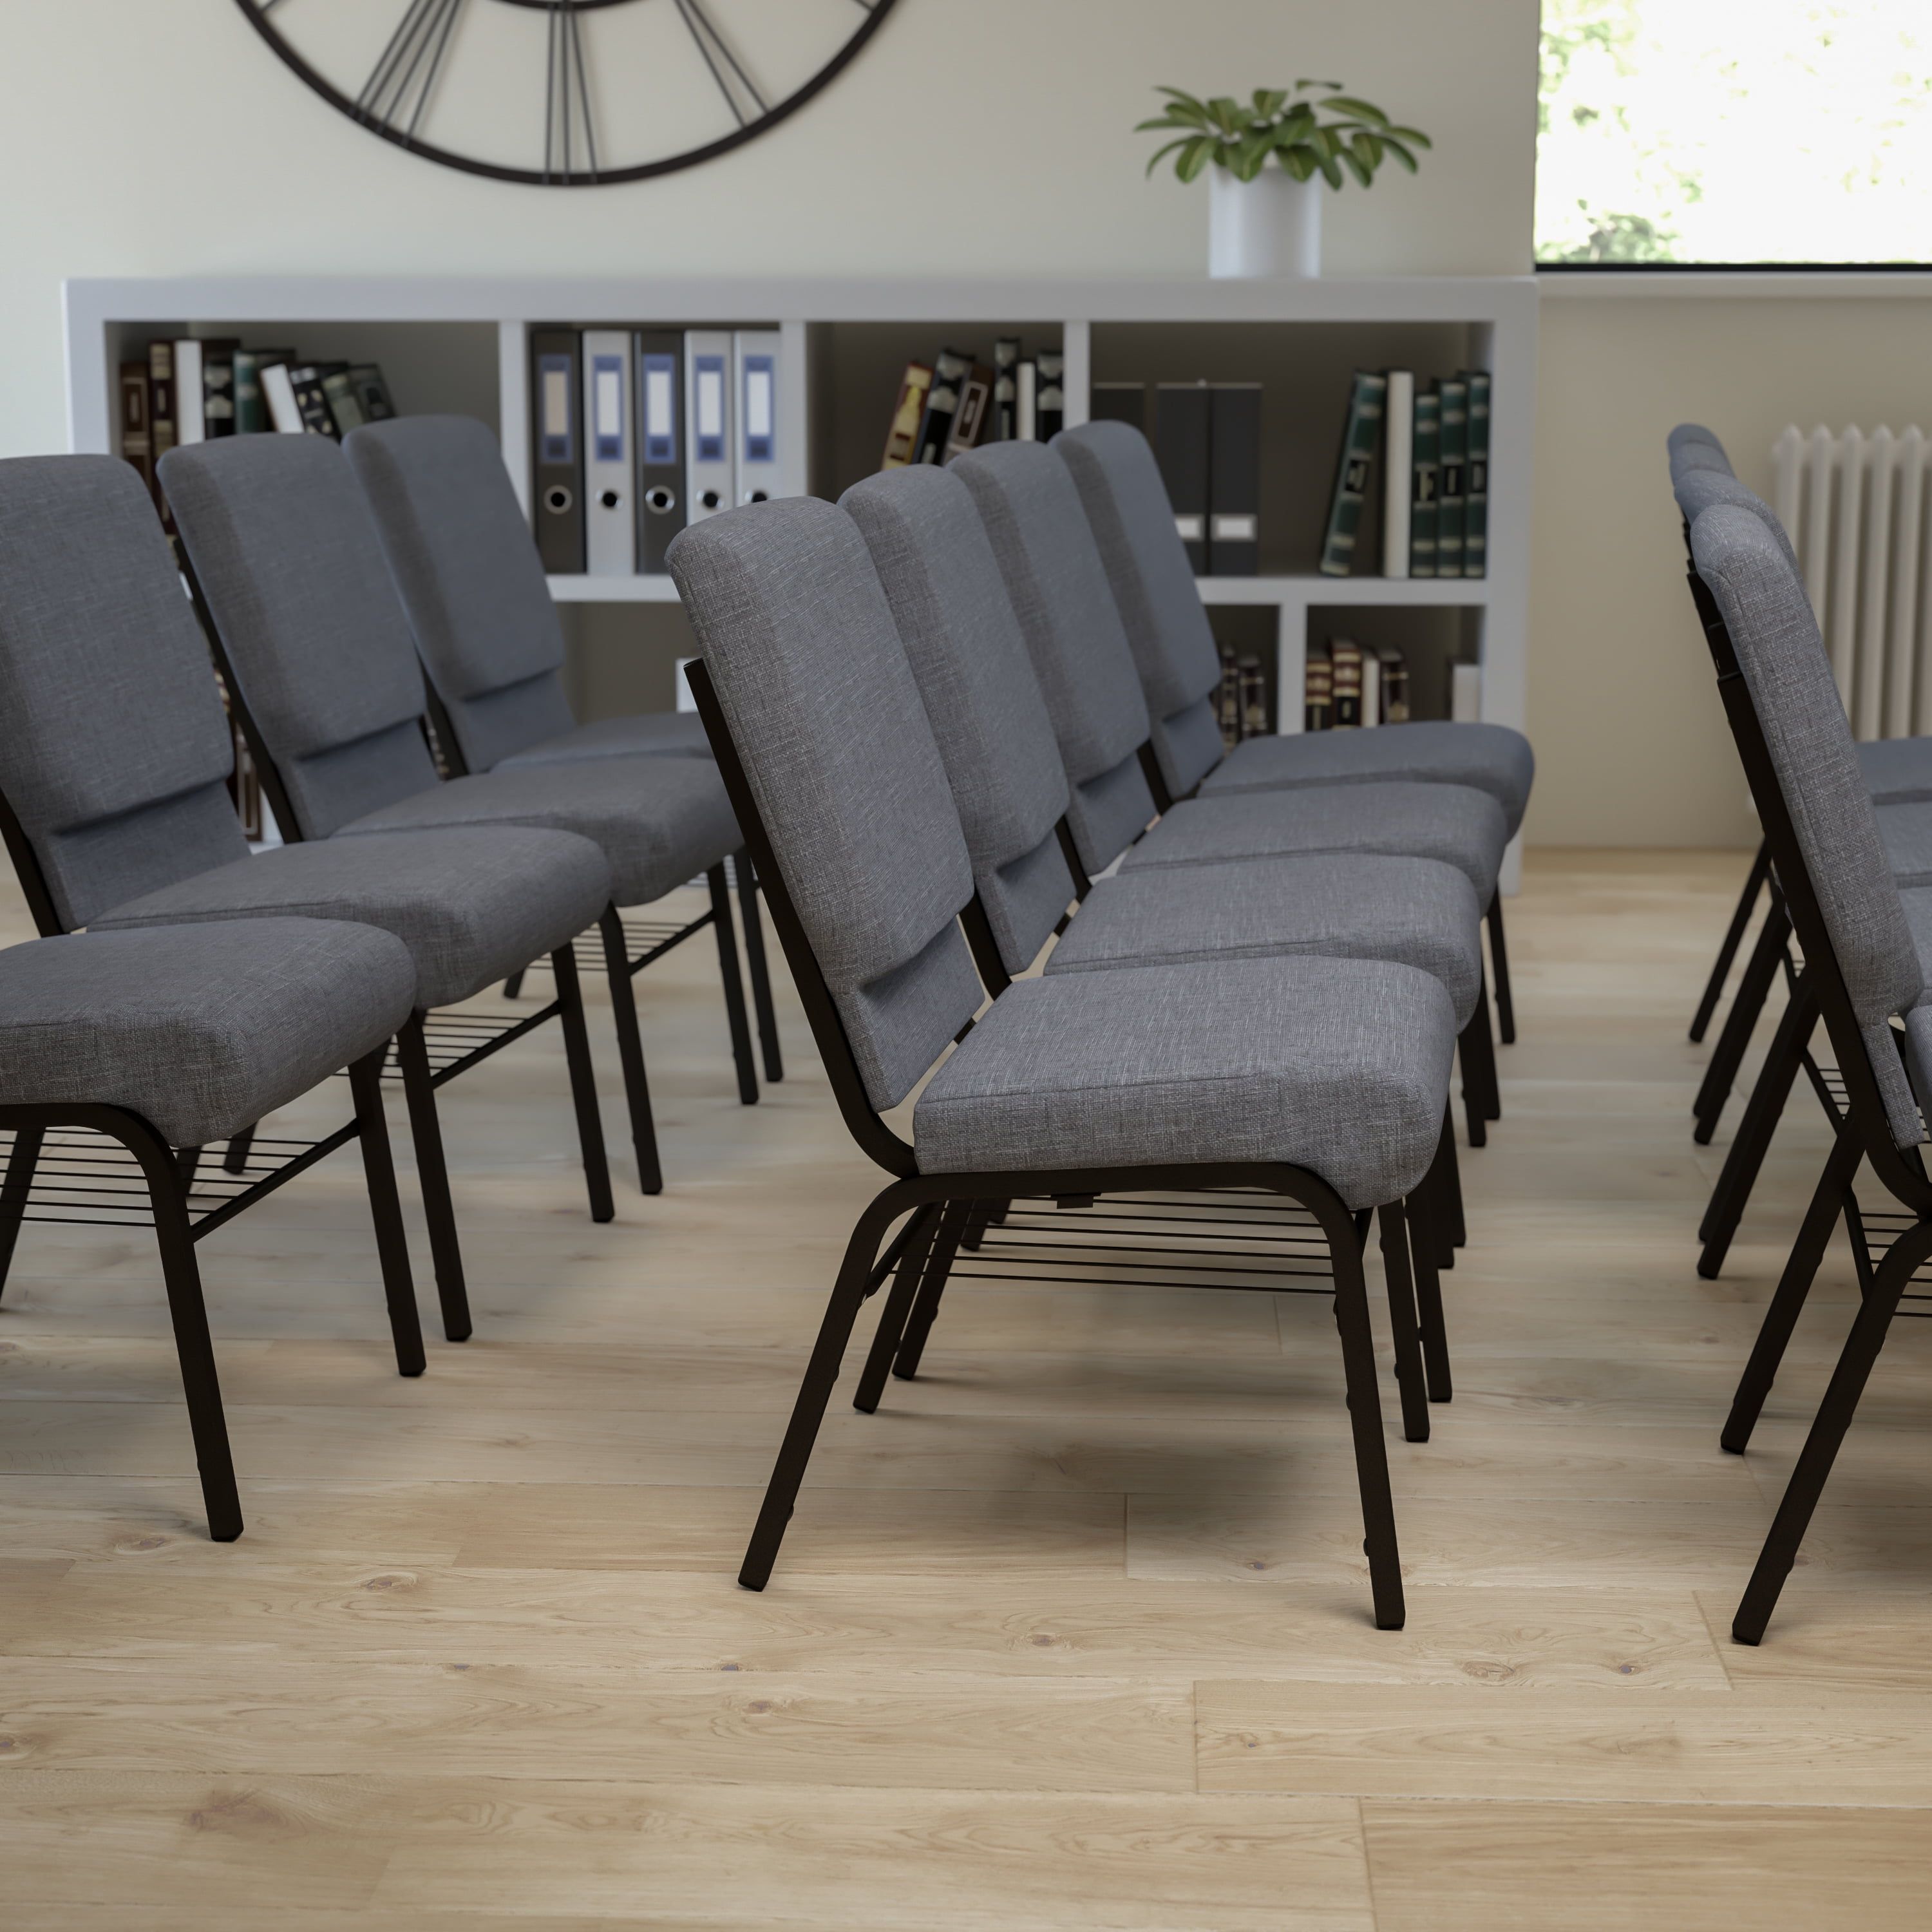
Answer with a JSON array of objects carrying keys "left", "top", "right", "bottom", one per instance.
[
  {"left": 1318, "top": 369, "right": 1492, "bottom": 580},
  {"left": 880, "top": 337, "right": 1065, "bottom": 468},
  {"left": 1305, "top": 641, "right": 1410, "bottom": 731}
]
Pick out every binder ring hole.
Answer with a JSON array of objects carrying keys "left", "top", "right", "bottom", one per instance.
[
  {"left": 598, "top": 490, "right": 621, "bottom": 510},
  {"left": 699, "top": 489, "right": 722, "bottom": 511},
  {"left": 644, "top": 488, "right": 676, "bottom": 515},
  {"left": 542, "top": 485, "right": 574, "bottom": 516}
]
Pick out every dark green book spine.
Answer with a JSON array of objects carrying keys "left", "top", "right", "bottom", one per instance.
[
  {"left": 1435, "top": 377, "right": 1468, "bottom": 579},
  {"left": 1318, "top": 371, "right": 1387, "bottom": 577},
  {"left": 1463, "top": 370, "right": 1490, "bottom": 579},
  {"left": 1409, "top": 392, "right": 1439, "bottom": 578}
]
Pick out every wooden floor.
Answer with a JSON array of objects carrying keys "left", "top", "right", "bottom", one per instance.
[{"left": 6, "top": 849, "right": 1932, "bottom": 1927}]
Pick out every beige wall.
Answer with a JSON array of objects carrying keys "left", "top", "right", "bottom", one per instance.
[{"left": 1528, "top": 292, "right": 1932, "bottom": 848}]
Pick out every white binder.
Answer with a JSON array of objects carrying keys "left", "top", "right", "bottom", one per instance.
[
  {"left": 581, "top": 330, "right": 634, "bottom": 576},
  {"left": 732, "top": 329, "right": 784, "bottom": 505},
  {"left": 684, "top": 331, "right": 734, "bottom": 526}
]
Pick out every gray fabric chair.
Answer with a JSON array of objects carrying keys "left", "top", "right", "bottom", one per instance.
[
  {"left": 0, "top": 914, "right": 419, "bottom": 1540},
  {"left": 340, "top": 415, "right": 779, "bottom": 1081},
  {"left": 157, "top": 431, "right": 764, "bottom": 1195},
  {"left": 669, "top": 493, "right": 1463, "bottom": 1631},
  {"left": 842, "top": 459, "right": 1493, "bottom": 1159},
  {"left": 0, "top": 454, "right": 617, "bottom": 1341},
  {"left": 1685, "top": 497, "right": 1932, "bottom": 1645}
]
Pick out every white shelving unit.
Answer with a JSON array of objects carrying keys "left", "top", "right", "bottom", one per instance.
[{"left": 66, "top": 275, "right": 1535, "bottom": 884}]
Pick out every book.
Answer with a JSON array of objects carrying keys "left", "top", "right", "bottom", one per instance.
[
  {"left": 1239, "top": 656, "right": 1269, "bottom": 739},
  {"left": 198, "top": 339, "right": 241, "bottom": 439},
  {"left": 882, "top": 361, "right": 933, "bottom": 468},
  {"left": 1208, "top": 383, "right": 1262, "bottom": 576},
  {"left": 1153, "top": 382, "right": 1211, "bottom": 574},
  {"left": 323, "top": 366, "right": 368, "bottom": 436},
  {"left": 1463, "top": 369, "right": 1490, "bottom": 578},
  {"left": 261, "top": 360, "right": 306, "bottom": 433},
  {"left": 1375, "top": 645, "right": 1411, "bottom": 723},
  {"left": 943, "top": 361, "right": 996, "bottom": 462},
  {"left": 118, "top": 363, "right": 154, "bottom": 502},
  {"left": 1036, "top": 348, "right": 1065, "bottom": 439},
  {"left": 1217, "top": 645, "right": 1242, "bottom": 749},
  {"left": 232, "top": 349, "right": 291, "bottom": 435},
  {"left": 1451, "top": 661, "right": 1483, "bottom": 723},
  {"left": 1304, "top": 644, "right": 1334, "bottom": 731},
  {"left": 350, "top": 365, "right": 396, "bottom": 422},
  {"left": 175, "top": 340, "right": 205, "bottom": 444},
  {"left": 1381, "top": 370, "right": 1413, "bottom": 578},
  {"left": 1318, "top": 371, "right": 1387, "bottom": 576},
  {"left": 1409, "top": 390, "right": 1441, "bottom": 578},
  {"left": 1015, "top": 360, "right": 1038, "bottom": 440},
  {"left": 147, "top": 341, "right": 178, "bottom": 478},
  {"left": 636, "top": 330, "right": 686, "bottom": 572},
  {"left": 1090, "top": 383, "right": 1146, "bottom": 433},
  {"left": 1331, "top": 638, "right": 1364, "bottom": 727},
  {"left": 1435, "top": 375, "right": 1468, "bottom": 578},
  {"left": 913, "top": 348, "right": 972, "bottom": 465},
  {"left": 287, "top": 363, "right": 346, "bottom": 438},
  {"left": 992, "top": 337, "right": 1021, "bottom": 442},
  {"left": 529, "top": 327, "right": 585, "bottom": 571},
  {"left": 582, "top": 328, "right": 634, "bottom": 574}
]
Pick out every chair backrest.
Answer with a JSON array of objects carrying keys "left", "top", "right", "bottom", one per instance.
[
  {"left": 344, "top": 415, "right": 578, "bottom": 774},
  {"left": 666, "top": 497, "right": 983, "bottom": 1113},
  {"left": 1053, "top": 421, "right": 1226, "bottom": 798},
  {"left": 841, "top": 463, "right": 1077, "bottom": 976},
  {"left": 1690, "top": 502, "right": 1924, "bottom": 1146},
  {"left": 1668, "top": 422, "right": 1734, "bottom": 480},
  {"left": 0, "top": 455, "right": 249, "bottom": 929},
  {"left": 158, "top": 434, "right": 442, "bottom": 838},
  {"left": 1672, "top": 466, "right": 1801, "bottom": 574},
  {"left": 950, "top": 440, "right": 1158, "bottom": 875}
]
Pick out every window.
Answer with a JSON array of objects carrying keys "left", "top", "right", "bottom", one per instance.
[{"left": 1536, "top": 1, "right": 1932, "bottom": 265}]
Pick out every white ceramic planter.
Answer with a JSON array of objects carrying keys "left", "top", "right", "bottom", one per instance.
[{"left": 1208, "top": 167, "right": 1323, "bottom": 279}]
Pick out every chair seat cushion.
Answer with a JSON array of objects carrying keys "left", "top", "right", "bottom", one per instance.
[
  {"left": 90, "top": 828, "right": 610, "bottom": 1010},
  {"left": 1862, "top": 737, "right": 1932, "bottom": 806},
  {"left": 495, "top": 710, "right": 714, "bottom": 768},
  {"left": 1198, "top": 722, "right": 1535, "bottom": 837},
  {"left": 336, "top": 758, "right": 739, "bottom": 908},
  {"left": 914, "top": 955, "right": 1456, "bottom": 1210},
  {"left": 1123, "top": 781, "right": 1506, "bottom": 902},
  {"left": 1046, "top": 854, "right": 1483, "bottom": 1029},
  {"left": 1879, "top": 800, "right": 1932, "bottom": 888},
  {"left": 0, "top": 918, "right": 414, "bottom": 1149}
]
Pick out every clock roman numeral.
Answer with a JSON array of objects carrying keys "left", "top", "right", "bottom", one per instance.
[
  {"left": 359, "top": 0, "right": 468, "bottom": 142},
  {"left": 674, "top": 0, "right": 768, "bottom": 129}
]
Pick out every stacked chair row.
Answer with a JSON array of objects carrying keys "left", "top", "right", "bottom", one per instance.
[
  {"left": 0, "top": 422, "right": 783, "bottom": 1540},
  {"left": 1669, "top": 423, "right": 1932, "bottom": 1643},
  {"left": 667, "top": 421, "right": 1533, "bottom": 1630}
]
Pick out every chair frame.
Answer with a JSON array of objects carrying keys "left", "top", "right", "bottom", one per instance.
[{"left": 690, "top": 658, "right": 1460, "bottom": 1631}]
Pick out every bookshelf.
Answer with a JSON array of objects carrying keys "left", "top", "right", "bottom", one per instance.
[{"left": 66, "top": 275, "right": 1535, "bottom": 884}]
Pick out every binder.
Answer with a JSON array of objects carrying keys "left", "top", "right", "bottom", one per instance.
[
  {"left": 635, "top": 330, "right": 686, "bottom": 573},
  {"left": 1036, "top": 349, "right": 1066, "bottom": 439},
  {"left": 1409, "top": 389, "right": 1440, "bottom": 577},
  {"left": 992, "top": 337, "right": 1021, "bottom": 441},
  {"left": 684, "top": 330, "right": 734, "bottom": 524},
  {"left": 1153, "top": 382, "right": 1211, "bottom": 574},
  {"left": 1435, "top": 375, "right": 1468, "bottom": 578},
  {"left": 733, "top": 329, "right": 783, "bottom": 504},
  {"left": 1207, "top": 382, "right": 1262, "bottom": 576},
  {"left": 529, "top": 327, "right": 585, "bottom": 573},
  {"left": 1464, "top": 369, "right": 1491, "bottom": 578},
  {"left": 1318, "top": 370, "right": 1387, "bottom": 577},
  {"left": 580, "top": 329, "right": 635, "bottom": 575},
  {"left": 1381, "top": 370, "right": 1413, "bottom": 578},
  {"left": 1090, "top": 383, "right": 1146, "bottom": 433},
  {"left": 943, "top": 361, "right": 996, "bottom": 462}
]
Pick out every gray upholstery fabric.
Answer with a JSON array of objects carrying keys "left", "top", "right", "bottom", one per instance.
[
  {"left": 916, "top": 954, "right": 1456, "bottom": 1210},
  {"left": 1047, "top": 853, "right": 1483, "bottom": 1028},
  {"left": 92, "top": 826, "right": 609, "bottom": 1010},
  {"left": 1199, "top": 721, "right": 1536, "bottom": 839},
  {"left": 1124, "top": 782, "right": 1506, "bottom": 902},
  {"left": 1860, "top": 737, "right": 1932, "bottom": 805},
  {"left": 1672, "top": 444, "right": 1734, "bottom": 479},
  {"left": 160, "top": 435, "right": 442, "bottom": 837},
  {"left": 336, "top": 756, "right": 737, "bottom": 910},
  {"left": 667, "top": 499, "right": 982, "bottom": 1110},
  {"left": 951, "top": 441, "right": 1160, "bottom": 870},
  {"left": 0, "top": 918, "right": 414, "bottom": 1149},
  {"left": 0, "top": 457, "right": 251, "bottom": 927},
  {"left": 1667, "top": 422, "right": 1732, "bottom": 470},
  {"left": 1672, "top": 468, "right": 1800, "bottom": 571},
  {"left": 841, "top": 463, "right": 1077, "bottom": 974},
  {"left": 1054, "top": 422, "right": 1226, "bottom": 797},
  {"left": 1691, "top": 502, "right": 1926, "bottom": 1146},
  {"left": 434, "top": 672, "right": 580, "bottom": 776},
  {"left": 1879, "top": 800, "right": 1932, "bottom": 889},
  {"left": 497, "top": 710, "right": 715, "bottom": 768}
]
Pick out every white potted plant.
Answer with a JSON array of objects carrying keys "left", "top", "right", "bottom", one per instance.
[{"left": 1140, "top": 83, "right": 1432, "bottom": 279}]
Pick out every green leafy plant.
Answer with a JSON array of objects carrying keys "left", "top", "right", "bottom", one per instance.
[{"left": 1139, "top": 83, "right": 1431, "bottom": 189}]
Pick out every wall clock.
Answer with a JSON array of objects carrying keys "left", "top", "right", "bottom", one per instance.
[{"left": 234, "top": 0, "right": 900, "bottom": 186}]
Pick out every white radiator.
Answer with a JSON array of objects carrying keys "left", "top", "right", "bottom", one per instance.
[{"left": 1772, "top": 424, "right": 1932, "bottom": 740}]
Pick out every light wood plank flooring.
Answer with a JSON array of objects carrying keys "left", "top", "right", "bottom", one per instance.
[{"left": 5, "top": 849, "right": 1932, "bottom": 1927}]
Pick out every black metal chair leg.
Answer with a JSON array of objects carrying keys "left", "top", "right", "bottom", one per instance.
[
  {"left": 1408, "top": 1155, "right": 1454, "bottom": 1403},
  {"left": 1694, "top": 900, "right": 1790, "bottom": 1144},
  {"left": 893, "top": 1201, "right": 971, "bottom": 1381},
  {"left": 1732, "top": 1217, "right": 1930, "bottom": 1645},
  {"left": 551, "top": 946, "right": 615, "bottom": 1224},
  {"left": 1698, "top": 976, "right": 1816, "bottom": 1278},
  {"left": 1436, "top": 1106, "right": 1464, "bottom": 1257},
  {"left": 395, "top": 1012, "right": 474, "bottom": 1342},
  {"left": 1692, "top": 840, "right": 1768, "bottom": 1044},
  {"left": 598, "top": 907, "right": 665, "bottom": 1197},
  {"left": 222, "top": 1127, "right": 254, "bottom": 1175},
  {"left": 1457, "top": 1012, "right": 1492, "bottom": 1150},
  {"left": 1486, "top": 891, "right": 1516, "bottom": 1046},
  {"left": 0, "top": 1124, "right": 43, "bottom": 1298},
  {"left": 1476, "top": 965, "right": 1502, "bottom": 1122},
  {"left": 735, "top": 849, "right": 784, "bottom": 1085},
  {"left": 138, "top": 1134, "right": 242, "bottom": 1543},
  {"left": 1377, "top": 1200, "right": 1430, "bottom": 1443},
  {"left": 1721, "top": 1122, "right": 1862, "bottom": 1455},
  {"left": 853, "top": 1204, "right": 941, "bottom": 1414},
  {"left": 741, "top": 1186, "right": 913, "bottom": 1591},
  {"left": 347, "top": 1045, "right": 425, "bottom": 1378},
  {"left": 708, "top": 864, "right": 759, "bottom": 1106},
  {"left": 502, "top": 971, "right": 526, "bottom": 1001}
]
